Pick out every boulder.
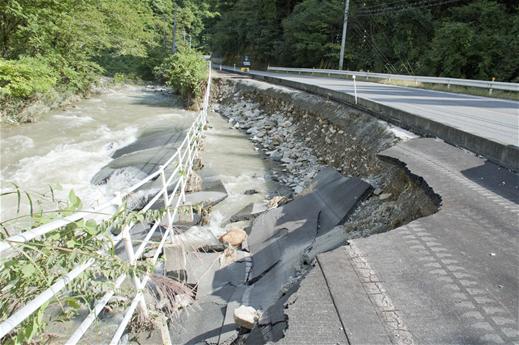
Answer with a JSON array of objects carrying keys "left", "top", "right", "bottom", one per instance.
[
  {"left": 219, "top": 228, "right": 247, "bottom": 247},
  {"left": 233, "top": 305, "right": 260, "bottom": 329}
]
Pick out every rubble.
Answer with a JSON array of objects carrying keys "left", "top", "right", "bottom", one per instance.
[
  {"left": 169, "top": 168, "right": 371, "bottom": 344},
  {"left": 218, "top": 99, "right": 321, "bottom": 195},
  {"left": 161, "top": 77, "right": 441, "bottom": 344},
  {"left": 266, "top": 196, "right": 289, "bottom": 209}
]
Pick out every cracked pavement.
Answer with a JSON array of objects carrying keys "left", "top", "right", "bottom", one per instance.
[{"left": 282, "top": 138, "right": 518, "bottom": 345}]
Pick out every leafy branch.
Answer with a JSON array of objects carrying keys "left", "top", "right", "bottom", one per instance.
[{"left": 0, "top": 187, "right": 166, "bottom": 345}]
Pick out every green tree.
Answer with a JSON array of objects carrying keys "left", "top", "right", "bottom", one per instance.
[
  {"left": 282, "top": 0, "right": 343, "bottom": 67},
  {"left": 424, "top": 0, "right": 519, "bottom": 81}
]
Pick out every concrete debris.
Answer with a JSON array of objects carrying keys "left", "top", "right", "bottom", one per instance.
[
  {"left": 169, "top": 167, "right": 371, "bottom": 344},
  {"left": 224, "top": 220, "right": 251, "bottom": 232},
  {"left": 169, "top": 225, "right": 223, "bottom": 252},
  {"left": 164, "top": 245, "right": 187, "bottom": 273},
  {"left": 234, "top": 306, "right": 260, "bottom": 329}
]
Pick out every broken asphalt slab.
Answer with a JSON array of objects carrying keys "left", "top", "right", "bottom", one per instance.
[{"left": 169, "top": 167, "right": 372, "bottom": 344}]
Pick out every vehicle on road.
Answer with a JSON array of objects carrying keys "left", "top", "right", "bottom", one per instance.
[{"left": 240, "top": 56, "right": 251, "bottom": 72}]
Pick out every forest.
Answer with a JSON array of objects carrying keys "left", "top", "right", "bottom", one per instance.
[
  {"left": 0, "top": 1, "right": 212, "bottom": 109},
  {"left": 208, "top": 0, "right": 519, "bottom": 81},
  {"left": 1, "top": 0, "right": 518, "bottom": 122}
]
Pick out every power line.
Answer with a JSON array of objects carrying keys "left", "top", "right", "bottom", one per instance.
[
  {"left": 350, "top": 22, "right": 400, "bottom": 74},
  {"left": 345, "top": 0, "right": 466, "bottom": 73},
  {"left": 358, "top": 0, "right": 464, "bottom": 16},
  {"left": 358, "top": 0, "right": 413, "bottom": 12},
  {"left": 357, "top": 0, "right": 465, "bottom": 16},
  {"left": 358, "top": 0, "right": 448, "bottom": 14}
]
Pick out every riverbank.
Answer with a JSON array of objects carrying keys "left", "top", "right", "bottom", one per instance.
[{"left": 0, "top": 77, "right": 147, "bottom": 125}]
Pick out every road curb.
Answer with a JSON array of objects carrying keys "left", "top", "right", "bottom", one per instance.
[{"left": 220, "top": 68, "right": 519, "bottom": 172}]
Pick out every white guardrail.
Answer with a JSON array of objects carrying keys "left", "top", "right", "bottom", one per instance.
[
  {"left": 0, "top": 62, "right": 212, "bottom": 344},
  {"left": 267, "top": 66, "right": 519, "bottom": 93}
]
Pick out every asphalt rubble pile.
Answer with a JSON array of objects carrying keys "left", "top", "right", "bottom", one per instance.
[{"left": 165, "top": 167, "right": 372, "bottom": 345}]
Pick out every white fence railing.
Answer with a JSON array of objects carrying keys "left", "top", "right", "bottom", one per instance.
[
  {"left": 0, "top": 62, "right": 212, "bottom": 344},
  {"left": 267, "top": 66, "right": 519, "bottom": 94}
]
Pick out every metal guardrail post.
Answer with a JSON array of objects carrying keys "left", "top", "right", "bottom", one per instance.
[
  {"left": 353, "top": 75, "right": 358, "bottom": 104},
  {"left": 121, "top": 224, "right": 149, "bottom": 317},
  {"left": 160, "top": 168, "right": 175, "bottom": 243},
  {"left": 489, "top": 77, "right": 495, "bottom": 95}
]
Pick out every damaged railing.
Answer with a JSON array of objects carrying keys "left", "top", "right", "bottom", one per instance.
[{"left": 0, "top": 62, "right": 212, "bottom": 344}]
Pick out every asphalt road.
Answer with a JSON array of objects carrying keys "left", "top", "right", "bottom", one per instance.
[{"left": 246, "top": 70, "right": 519, "bottom": 147}]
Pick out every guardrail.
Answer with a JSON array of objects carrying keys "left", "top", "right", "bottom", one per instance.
[
  {"left": 0, "top": 62, "right": 212, "bottom": 344},
  {"left": 267, "top": 66, "right": 519, "bottom": 94}
]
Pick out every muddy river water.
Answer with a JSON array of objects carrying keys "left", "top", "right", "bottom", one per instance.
[{"left": 0, "top": 86, "right": 279, "bottom": 228}]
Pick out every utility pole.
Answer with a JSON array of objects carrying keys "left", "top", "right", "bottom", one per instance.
[
  {"left": 339, "top": 0, "right": 350, "bottom": 70},
  {"left": 172, "top": 2, "right": 177, "bottom": 53}
]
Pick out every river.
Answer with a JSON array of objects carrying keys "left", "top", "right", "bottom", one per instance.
[{"left": 0, "top": 86, "right": 196, "bottom": 224}]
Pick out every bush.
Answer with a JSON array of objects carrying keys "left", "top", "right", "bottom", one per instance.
[
  {"left": 0, "top": 57, "right": 58, "bottom": 99},
  {"left": 155, "top": 48, "right": 208, "bottom": 107},
  {"left": 47, "top": 55, "right": 103, "bottom": 94}
]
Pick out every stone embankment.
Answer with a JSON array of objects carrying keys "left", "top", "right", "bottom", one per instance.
[{"left": 213, "top": 76, "right": 439, "bottom": 237}]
